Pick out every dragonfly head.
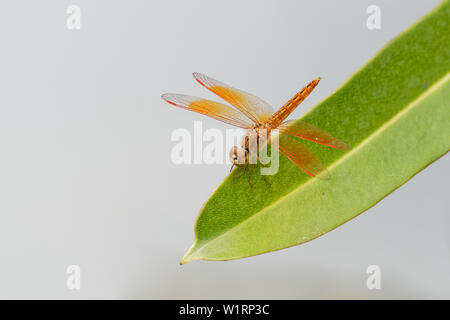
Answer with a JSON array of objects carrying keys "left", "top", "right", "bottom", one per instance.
[{"left": 229, "top": 146, "right": 248, "bottom": 166}]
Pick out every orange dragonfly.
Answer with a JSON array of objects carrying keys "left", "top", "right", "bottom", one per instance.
[{"left": 162, "top": 73, "right": 350, "bottom": 183}]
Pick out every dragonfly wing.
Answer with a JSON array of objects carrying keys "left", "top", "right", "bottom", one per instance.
[
  {"left": 278, "top": 134, "right": 330, "bottom": 179},
  {"left": 278, "top": 120, "right": 351, "bottom": 150},
  {"left": 193, "top": 72, "right": 274, "bottom": 124},
  {"left": 162, "top": 93, "right": 253, "bottom": 128}
]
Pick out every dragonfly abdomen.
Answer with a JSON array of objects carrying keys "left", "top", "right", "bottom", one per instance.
[{"left": 268, "top": 77, "right": 321, "bottom": 128}]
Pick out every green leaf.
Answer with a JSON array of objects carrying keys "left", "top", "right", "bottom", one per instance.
[{"left": 181, "top": 1, "right": 450, "bottom": 264}]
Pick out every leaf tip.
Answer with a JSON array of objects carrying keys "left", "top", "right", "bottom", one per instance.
[
  {"left": 180, "top": 254, "right": 198, "bottom": 265},
  {"left": 180, "top": 241, "right": 200, "bottom": 265}
]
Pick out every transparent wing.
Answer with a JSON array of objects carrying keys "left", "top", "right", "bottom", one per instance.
[
  {"left": 278, "top": 134, "right": 330, "bottom": 179},
  {"left": 278, "top": 120, "right": 351, "bottom": 150},
  {"left": 162, "top": 93, "right": 253, "bottom": 129},
  {"left": 193, "top": 72, "right": 274, "bottom": 124}
]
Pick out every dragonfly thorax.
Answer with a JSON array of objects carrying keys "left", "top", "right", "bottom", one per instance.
[{"left": 229, "top": 126, "right": 271, "bottom": 166}]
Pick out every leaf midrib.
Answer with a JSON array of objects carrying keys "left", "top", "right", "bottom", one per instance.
[{"left": 183, "top": 72, "right": 450, "bottom": 262}]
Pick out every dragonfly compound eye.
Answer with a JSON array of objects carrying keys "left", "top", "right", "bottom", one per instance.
[{"left": 229, "top": 146, "right": 248, "bottom": 165}]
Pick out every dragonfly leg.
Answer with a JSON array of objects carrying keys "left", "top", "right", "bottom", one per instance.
[
  {"left": 247, "top": 164, "right": 254, "bottom": 187},
  {"left": 256, "top": 154, "right": 272, "bottom": 186},
  {"left": 262, "top": 174, "right": 272, "bottom": 186},
  {"left": 233, "top": 164, "right": 247, "bottom": 182},
  {"left": 256, "top": 152, "right": 273, "bottom": 168}
]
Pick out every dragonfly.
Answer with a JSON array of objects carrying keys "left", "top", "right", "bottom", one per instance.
[{"left": 162, "top": 73, "right": 350, "bottom": 184}]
